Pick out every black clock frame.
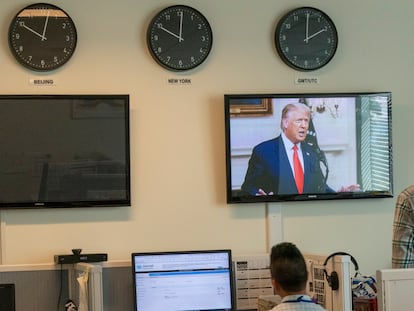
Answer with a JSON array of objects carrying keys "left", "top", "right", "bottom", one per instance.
[
  {"left": 8, "top": 3, "right": 77, "bottom": 72},
  {"left": 275, "top": 7, "right": 338, "bottom": 71},
  {"left": 146, "top": 5, "right": 213, "bottom": 72}
]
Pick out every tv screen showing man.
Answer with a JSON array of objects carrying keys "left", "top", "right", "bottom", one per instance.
[{"left": 225, "top": 93, "right": 392, "bottom": 203}]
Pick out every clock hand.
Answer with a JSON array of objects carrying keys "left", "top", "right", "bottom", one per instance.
[
  {"left": 305, "top": 13, "right": 309, "bottom": 43},
  {"left": 21, "top": 24, "right": 47, "bottom": 40},
  {"left": 41, "top": 10, "right": 50, "bottom": 41},
  {"left": 304, "top": 27, "right": 327, "bottom": 41},
  {"left": 159, "top": 25, "right": 184, "bottom": 41},
  {"left": 178, "top": 11, "right": 183, "bottom": 42}
]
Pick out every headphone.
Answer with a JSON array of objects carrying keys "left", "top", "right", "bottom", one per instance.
[{"left": 323, "top": 252, "right": 359, "bottom": 291}]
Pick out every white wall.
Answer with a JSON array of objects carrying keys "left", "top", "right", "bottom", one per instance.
[{"left": 0, "top": 0, "right": 412, "bottom": 276}]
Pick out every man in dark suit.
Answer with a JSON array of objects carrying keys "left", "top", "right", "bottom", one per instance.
[{"left": 241, "top": 102, "right": 357, "bottom": 196}]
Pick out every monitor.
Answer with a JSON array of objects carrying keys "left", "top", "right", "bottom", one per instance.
[
  {"left": 0, "top": 284, "right": 15, "bottom": 311},
  {"left": 131, "top": 249, "right": 234, "bottom": 311},
  {"left": 224, "top": 92, "right": 393, "bottom": 204},
  {"left": 0, "top": 94, "right": 130, "bottom": 209}
]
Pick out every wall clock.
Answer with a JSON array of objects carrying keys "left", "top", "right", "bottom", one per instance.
[
  {"left": 147, "top": 5, "right": 213, "bottom": 71},
  {"left": 8, "top": 3, "right": 77, "bottom": 72},
  {"left": 275, "top": 7, "right": 338, "bottom": 71}
]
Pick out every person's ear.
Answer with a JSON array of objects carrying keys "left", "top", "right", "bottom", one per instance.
[
  {"left": 282, "top": 119, "right": 288, "bottom": 130},
  {"left": 271, "top": 278, "right": 281, "bottom": 295}
]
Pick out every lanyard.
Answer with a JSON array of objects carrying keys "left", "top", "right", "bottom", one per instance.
[{"left": 283, "top": 296, "right": 316, "bottom": 304}]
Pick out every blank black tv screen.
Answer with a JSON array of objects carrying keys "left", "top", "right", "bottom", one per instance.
[
  {"left": 225, "top": 92, "right": 393, "bottom": 204},
  {"left": 0, "top": 95, "right": 130, "bottom": 209}
]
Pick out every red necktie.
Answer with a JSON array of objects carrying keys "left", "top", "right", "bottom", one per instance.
[{"left": 293, "top": 145, "right": 304, "bottom": 194}]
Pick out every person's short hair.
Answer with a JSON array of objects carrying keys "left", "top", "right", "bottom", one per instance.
[
  {"left": 270, "top": 242, "right": 308, "bottom": 292},
  {"left": 280, "top": 102, "right": 311, "bottom": 130}
]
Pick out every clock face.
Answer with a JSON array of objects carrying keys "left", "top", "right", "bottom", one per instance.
[
  {"left": 8, "top": 3, "right": 77, "bottom": 72},
  {"left": 147, "top": 5, "right": 213, "bottom": 71},
  {"left": 275, "top": 7, "right": 338, "bottom": 71}
]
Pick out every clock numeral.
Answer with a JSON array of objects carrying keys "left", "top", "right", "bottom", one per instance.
[
  {"left": 54, "top": 56, "right": 58, "bottom": 63},
  {"left": 28, "top": 56, "right": 32, "bottom": 61},
  {"left": 201, "top": 36, "right": 206, "bottom": 42},
  {"left": 285, "top": 23, "right": 291, "bottom": 30},
  {"left": 197, "top": 24, "right": 202, "bottom": 30},
  {"left": 153, "top": 35, "right": 159, "bottom": 41},
  {"left": 190, "top": 56, "right": 195, "bottom": 63},
  {"left": 62, "top": 22, "right": 67, "bottom": 29},
  {"left": 66, "top": 35, "right": 70, "bottom": 42},
  {"left": 178, "top": 60, "right": 183, "bottom": 66},
  {"left": 19, "top": 46, "right": 24, "bottom": 52},
  {"left": 284, "top": 47, "right": 289, "bottom": 53},
  {"left": 165, "top": 14, "right": 171, "bottom": 21},
  {"left": 166, "top": 56, "right": 171, "bottom": 62},
  {"left": 40, "top": 60, "right": 45, "bottom": 67},
  {"left": 157, "top": 47, "right": 162, "bottom": 53},
  {"left": 15, "top": 33, "right": 20, "bottom": 40}
]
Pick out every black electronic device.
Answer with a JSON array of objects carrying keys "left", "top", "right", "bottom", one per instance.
[
  {"left": 225, "top": 92, "right": 393, "bottom": 204},
  {"left": 0, "top": 284, "right": 15, "bottom": 311},
  {"left": 323, "top": 252, "right": 359, "bottom": 291},
  {"left": 0, "top": 94, "right": 130, "bottom": 209},
  {"left": 54, "top": 249, "right": 108, "bottom": 264},
  {"left": 131, "top": 249, "right": 234, "bottom": 311}
]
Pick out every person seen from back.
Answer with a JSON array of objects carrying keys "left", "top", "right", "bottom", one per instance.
[{"left": 269, "top": 242, "right": 327, "bottom": 311}]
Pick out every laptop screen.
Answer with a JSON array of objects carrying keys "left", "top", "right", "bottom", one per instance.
[{"left": 131, "top": 249, "right": 234, "bottom": 311}]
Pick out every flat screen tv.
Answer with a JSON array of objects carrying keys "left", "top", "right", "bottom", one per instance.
[
  {"left": 0, "top": 94, "right": 130, "bottom": 209},
  {"left": 225, "top": 92, "right": 392, "bottom": 204},
  {"left": 131, "top": 249, "right": 234, "bottom": 311}
]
